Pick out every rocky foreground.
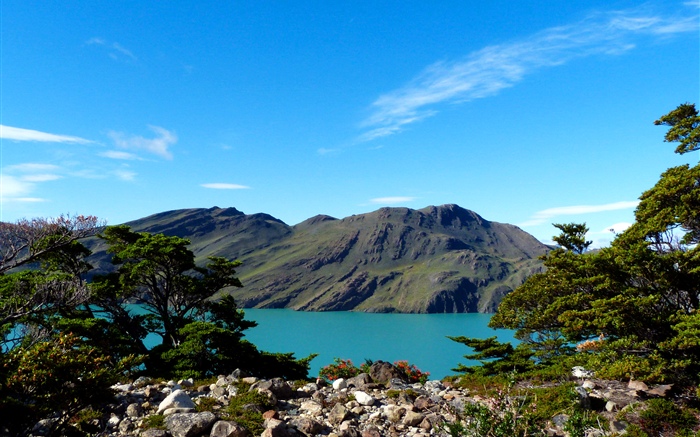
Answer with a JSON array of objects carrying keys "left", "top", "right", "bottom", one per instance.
[{"left": 44, "top": 362, "right": 674, "bottom": 437}]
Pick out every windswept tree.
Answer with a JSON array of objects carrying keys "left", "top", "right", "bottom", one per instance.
[
  {"left": 452, "top": 103, "right": 700, "bottom": 384},
  {"left": 79, "top": 225, "right": 315, "bottom": 379},
  {"left": 0, "top": 215, "right": 103, "bottom": 346}
]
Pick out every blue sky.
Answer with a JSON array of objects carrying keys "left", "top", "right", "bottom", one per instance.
[{"left": 1, "top": 1, "right": 698, "bottom": 247}]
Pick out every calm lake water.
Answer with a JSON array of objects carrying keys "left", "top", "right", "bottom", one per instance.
[
  {"left": 238, "top": 309, "right": 516, "bottom": 380},
  {"left": 7, "top": 308, "right": 515, "bottom": 379}
]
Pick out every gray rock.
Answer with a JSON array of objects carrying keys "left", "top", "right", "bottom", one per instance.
[
  {"left": 383, "top": 405, "right": 406, "bottom": 423},
  {"left": 423, "top": 380, "right": 444, "bottom": 394},
  {"left": 300, "top": 400, "right": 323, "bottom": 415},
  {"left": 575, "top": 386, "right": 590, "bottom": 409},
  {"left": 255, "top": 377, "right": 295, "bottom": 400},
  {"left": 118, "top": 418, "right": 135, "bottom": 433},
  {"left": 369, "top": 361, "right": 405, "bottom": 384},
  {"left": 582, "top": 380, "right": 597, "bottom": 389},
  {"left": 289, "top": 417, "right": 324, "bottom": 435},
  {"left": 552, "top": 414, "right": 569, "bottom": 428},
  {"left": 346, "top": 373, "right": 372, "bottom": 389},
  {"left": 329, "top": 403, "right": 349, "bottom": 425},
  {"left": 141, "top": 429, "right": 169, "bottom": 437},
  {"left": 210, "top": 420, "right": 251, "bottom": 437},
  {"left": 402, "top": 410, "right": 424, "bottom": 426},
  {"left": 126, "top": 402, "right": 142, "bottom": 418},
  {"left": 165, "top": 411, "right": 217, "bottom": 437},
  {"left": 648, "top": 384, "right": 673, "bottom": 397},
  {"left": 628, "top": 380, "right": 649, "bottom": 391},
  {"left": 609, "top": 419, "right": 629, "bottom": 434}
]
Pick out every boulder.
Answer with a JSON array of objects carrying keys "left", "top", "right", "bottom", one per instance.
[
  {"left": 353, "top": 391, "right": 375, "bottom": 406},
  {"left": 254, "top": 378, "right": 295, "bottom": 400},
  {"left": 165, "top": 412, "right": 216, "bottom": 437},
  {"left": 210, "top": 420, "right": 251, "bottom": 437},
  {"left": 369, "top": 361, "right": 406, "bottom": 384},
  {"left": 333, "top": 378, "right": 348, "bottom": 390},
  {"left": 157, "top": 389, "right": 196, "bottom": 415},
  {"left": 329, "top": 403, "right": 349, "bottom": 425}
]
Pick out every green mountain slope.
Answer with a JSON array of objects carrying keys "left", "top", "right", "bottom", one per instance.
[{"left": 87, "top": 204, "right": 550, "bottom": 313}]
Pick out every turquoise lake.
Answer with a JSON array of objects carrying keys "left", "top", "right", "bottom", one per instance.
[
  {"left": 237, "top": 309, "right": 516, "bottom": 380},
  {"left": 7, "top": 308, "right": 515, "bottom": 379}
]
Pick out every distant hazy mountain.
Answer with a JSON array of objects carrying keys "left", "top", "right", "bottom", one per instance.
[{"left": 87, "top": 204, "right": 550, "bottom": 313}]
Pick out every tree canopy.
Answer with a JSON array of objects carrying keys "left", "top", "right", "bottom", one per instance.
[
  {"left": 0, "top": 220, "right": 314, "bottom": 436},
  {"left": 453, "top": 103, "right": 700, "bottom": 385}
]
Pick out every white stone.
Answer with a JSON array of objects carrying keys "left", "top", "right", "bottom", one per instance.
[
  {"left": 354, "top": 390, "right": 375, "bottom": 406},
  {"left": 332, "top": 378, "right": 347, "bottom": 390},
  {"left": 300, "top": 400, "right": 323, "bottom": 415},
  {"left": 112, "top": 383, "right": 134, "bottom": 392},
  {"left": 178, "top": 378, "right": 194, "bottom": 387},
  {"left": 572, "top": 366, "right": 594, "bottom": 378},
  {"left": 107, "top": 414, "right": 121, "bottom": 428},
  {"left": 157, "top": 389, "right": 196, "bottom": 415}
]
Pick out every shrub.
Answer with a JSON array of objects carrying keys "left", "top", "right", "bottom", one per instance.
[
  {"left": 637, "top": 399, "right": 698, "bottom": 436},
  {"left": 223, "top": 382, "right": 276, "bottom": 435},
  {"left": 0, "top": 333, "right": 140, "bottom": 436},
  {"left": 318, "top": 358, "right": 361, "bottom": 382},
  {"left": 394, "top": 360, "right": 430, "bottom": 383}
]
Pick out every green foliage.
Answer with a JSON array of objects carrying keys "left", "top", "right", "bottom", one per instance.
[
  {"left": 90, "top": 225, "right": 314, "bottom": 380},
  {"left": 448, "top": 336, "right": 535, "bottom": 376},
  {"left": 552, "top": 223, "right": 592, "bottom": 254},
  {"left": 638, "top": 399, "right": 698, "bottom": 436},
  {"left": 140, "top": 414, "right": 166, "bottom": 430},
  {"left": 223, "top": 382, "right": 275, "bottom": 436},
  {"left": 563, "top": 408, "right": 605, "bottom": 437},
  {"left": 461, "top": 103, "right": 700, "bottom": 386},
  {"left": 0, "top": 218, "right": 314, "bottom": 436},
  {"left": 443, "top": 377, "right": 539, "bottom": 437},
  {"left": 654, "top": 102, "right": 700, "bottom": 155},
  {"left": 0, "top": 333, "right": 139, "bottom": 436}
]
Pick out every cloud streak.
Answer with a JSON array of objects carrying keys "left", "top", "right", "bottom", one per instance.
[
  {"left": 108, "top": 126, "right": 177, "bottom": 160},
  {"left": 519, "top": 200, "right": 639, "bottom": 227},
  {"left": 360, "top": 5, "right": 698, "bottom": 141},
  {"left": 0, "top": 163, "right": 64, "bottom": 203},
  {"left": 369, "top": 196, "right": 417, "bottom": 204},
  {"left": 201, "top": 183, "right": 251, "bottom": 190},
  {"left": 86, "top": 37, "right": 137, "bottom": 61},
  {"left": 0, "top": 125, "right": 92, "bottom": 144}
]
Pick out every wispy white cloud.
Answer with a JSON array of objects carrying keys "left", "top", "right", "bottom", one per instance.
[
  {"left": 0, "top": 167, "right": 58, "bottom": 203},
  {"left": 519, "top": 200, "right": 639, "bottom": 227},
  {"left": 113, "top": 169, "right": 137, "bottom": 181},
  {"left": 0, "top": 125, "right": 92, "bottom": 144},
  {"left": 360, "top": 5, "right": 698, "bottom": 141},
  {"left": 108, "top": 126, "right": 177, "bottom": 160},
  {"left": 369, "top": 196, "right": 417, "bottom": 204},
  {"left": 86, "top": 37, "right": 137, "bottom": 61},
  {"left": 21, "top": 174, "right": 62, "bottom": 183},
  {"left": 201, "top": 183, "right": 251, "bottom": 190},
  {"left": 100, "top": 150, "right": 141, "bottom": 160},
  {"left": 5, "top": 163, "right": 60, "bottom": 172},
  {"left": 317, "top": 147, "right": 341, "bottom": 155}
]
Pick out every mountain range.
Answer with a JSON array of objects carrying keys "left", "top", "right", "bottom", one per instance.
[{"left": 86, "top": 204, "right": 551, "bottom": 313}]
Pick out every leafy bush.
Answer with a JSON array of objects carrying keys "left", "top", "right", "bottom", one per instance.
[
  {"left": 0, "top": 333, "right": 140, "bottom": 436},
  {"left": 444, "top": 379, "right": 538, "bottom": 437},
  {"left": 319, "top": 358, "right": 362, "bottom": 381},
  {"left": 394, "top": 360, "right": 430, "bottom": 383},
  {"left": 637, "top": 399, "right": 698, "bottom": 436},
  {"left": 223, "top": 382, "right": 276, "bottom": 435}
]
